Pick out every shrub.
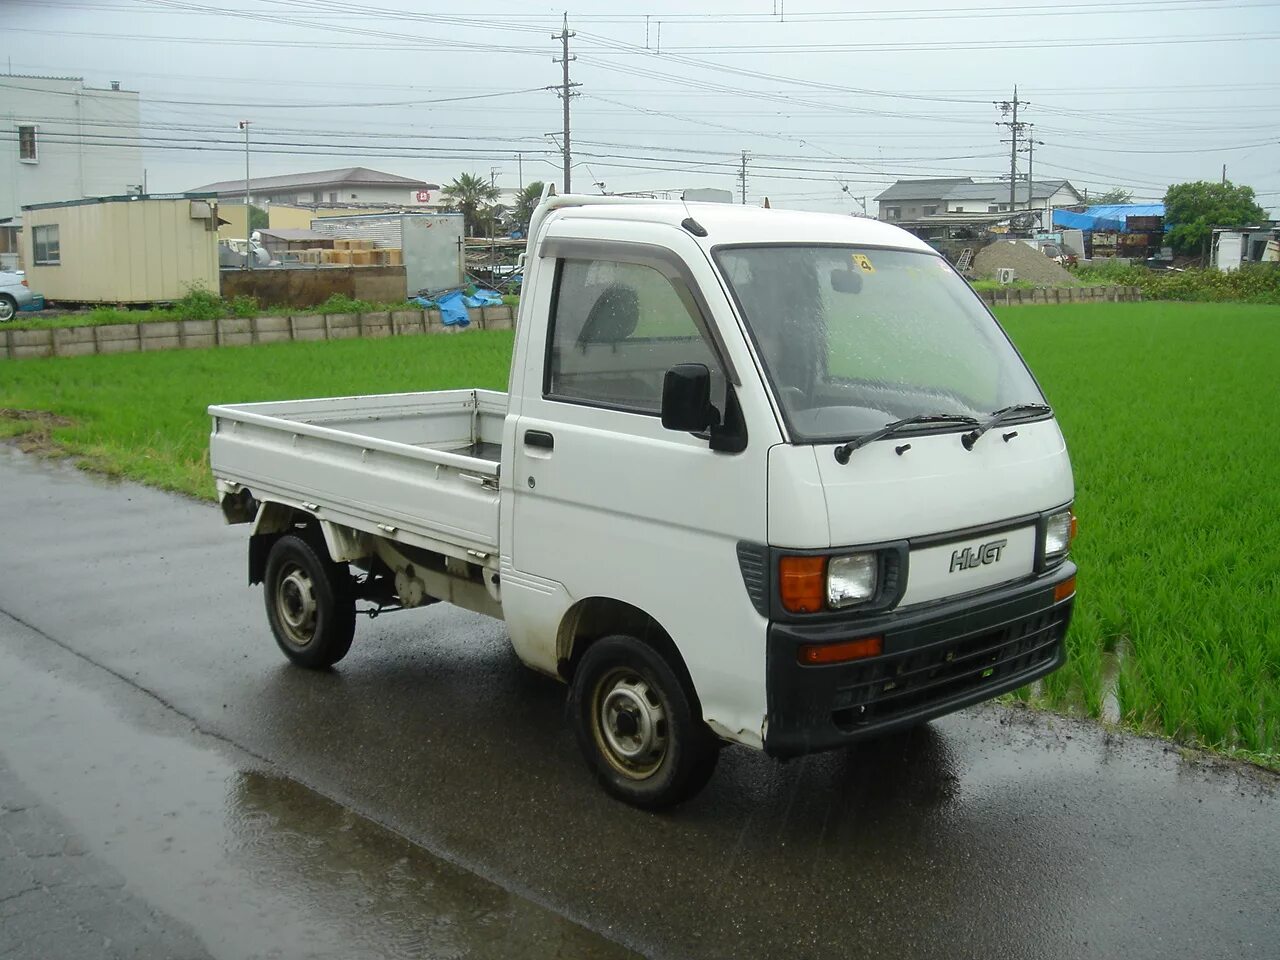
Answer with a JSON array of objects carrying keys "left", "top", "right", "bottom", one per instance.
[
  {"left": 171, "top": 286, "right": 229, "bottom": 320},
  {"left": 310, "top": 293, "right": 382, "bottom": 314},
  {"left": 1075, "top": 262, "right": 1280, "bottom": 304},
  {"left": 228, "top": 295, "right": 260, "bottom": 318}
]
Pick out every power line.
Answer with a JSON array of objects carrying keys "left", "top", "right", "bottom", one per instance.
[{"left": 0, "top": 79, "right": 552, "bottom": 109}]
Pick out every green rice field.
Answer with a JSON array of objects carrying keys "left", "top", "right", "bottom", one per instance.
[{"left": 1, "top": 301, "right": 1277, "bottom": 765}]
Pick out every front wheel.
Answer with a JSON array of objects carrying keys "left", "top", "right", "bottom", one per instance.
[
  {"left": 570, "top": 635, "right": 719, "bottom": 808},
  {"left": 263, "top": 534, "right": 356, "bottom": 669},
  {"left": 0, "top": 295, "right": 16, "bottom": 323}
]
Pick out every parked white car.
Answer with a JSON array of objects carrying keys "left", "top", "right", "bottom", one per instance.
[
  {"left": 209, "top": 193, "right": 1078, "bottom": 807},
  {"left": 0, "top": 270, "right": 37, "bottom": 322}
]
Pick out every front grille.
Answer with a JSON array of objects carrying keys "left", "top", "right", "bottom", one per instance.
[{"left": 830, "top": 610, "right": 1063, "bottom": 730}]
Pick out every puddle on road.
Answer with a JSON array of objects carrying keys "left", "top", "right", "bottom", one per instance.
[{"left": 0, "top": 641, "right": 637, "bottom": 960}]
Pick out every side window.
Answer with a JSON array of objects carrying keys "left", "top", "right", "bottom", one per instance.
[
  {"left": 33, "top": 225, "right": 60, "bottom": 265},
  {"left": 18, "top": 125, "right": 37, "bottom": 162},
  {"left": 546, "top": 258, "right": 721, "bottom": 414}
]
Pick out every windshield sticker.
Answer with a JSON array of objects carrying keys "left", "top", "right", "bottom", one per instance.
[{"left": 852, "top": 253, "right": 875, "bottom": 273}]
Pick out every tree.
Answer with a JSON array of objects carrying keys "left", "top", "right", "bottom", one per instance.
[
  {"left": 1164, "top": 180, "right": 1267, "bottom": 256},
  {"left": 513, "top": 181, "right": 545, "bottom": 233},
  {"left": 248, "top": 205, "right": 268, "bottom": 232},
  {"left": 441, "top": 173, "right": 500, "bottom": 236},
  {"left": 1089, "top": 188, "right": 1132, "bottom": 206}
]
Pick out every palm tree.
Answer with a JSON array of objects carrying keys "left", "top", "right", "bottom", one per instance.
[
  {"left": 514, "top": 181, "right": 545, "bottom": 233},
  {"left": 441, "top": 173, "right": 501, "bottom": 236}
]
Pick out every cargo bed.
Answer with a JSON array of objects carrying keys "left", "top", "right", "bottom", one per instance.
[{"left": 208, "top": 389, "right": 505, "bottom": 559}]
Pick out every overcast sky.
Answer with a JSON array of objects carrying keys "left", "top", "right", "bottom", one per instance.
[{"left": 4, "top": 0, "right": 1277, "bottom": 214}]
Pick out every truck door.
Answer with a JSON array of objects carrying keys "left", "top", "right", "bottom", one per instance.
[{"left": 507, "top": 224, "right": 772, "bottom": 737}]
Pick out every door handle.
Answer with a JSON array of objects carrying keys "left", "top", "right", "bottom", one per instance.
[{"left": 524, "top": 430, "right": 554, "bottom": 451}]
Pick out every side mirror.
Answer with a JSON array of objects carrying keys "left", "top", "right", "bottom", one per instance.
[{"left": 661, "top": 363, "right": 714, "bottom": 432}]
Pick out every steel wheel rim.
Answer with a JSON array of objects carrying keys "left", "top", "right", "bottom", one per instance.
[
  {"left": 275, "top": 564, "right": 318, "bottom": 647},
  {"left": 591, "top": 667, "right": 668, "bottom": 780}
]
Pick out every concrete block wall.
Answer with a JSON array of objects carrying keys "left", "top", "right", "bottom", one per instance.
[
  {"left": 976, "top": 285, "right": 1143, "bottom": 306},
  {"left": 0, "top": 304, "right": 517, "bottom": 360}
]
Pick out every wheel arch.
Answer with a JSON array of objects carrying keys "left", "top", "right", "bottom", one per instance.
[
  {"left": 247, "top": 501, "right": 323, "bottom": 585},
  {"left": 555, "top": 597, "right": 699, "bottom": 704}
]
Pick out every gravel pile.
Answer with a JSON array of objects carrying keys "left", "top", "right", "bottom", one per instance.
[{"left": 971, "top": 240, "right": 1077, "bottom": 286}]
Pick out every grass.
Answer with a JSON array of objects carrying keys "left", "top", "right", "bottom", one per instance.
[
  {"left": 0, "top": 332, "right": 514, "bottom": 495},
  {"left": 969, "top": 278, "right": 1042, "bottom": 292},
  {"left": 0, "top": 301, "right": 1276, "bottom": 765},
  {"left": 1000, "top": 301, "right": 1279, "bottom": 764}
]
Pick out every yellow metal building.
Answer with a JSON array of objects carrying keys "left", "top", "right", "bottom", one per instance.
[
  {"left": 21, "top": 194, "right": 220, "bottom": 303},
  {"left": 216, "top": 203, "right": 249, "bottom": 241},
  {"left": 268, "top": 203, "right": 397, "bottom": 231}
]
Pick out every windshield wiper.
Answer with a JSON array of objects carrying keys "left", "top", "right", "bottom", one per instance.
[
  {"left": 834, "top": 413, "right": 979, "bottom": 464},
  {"left": 961, "top": 403, "right": 1053, "bottom": 450}
]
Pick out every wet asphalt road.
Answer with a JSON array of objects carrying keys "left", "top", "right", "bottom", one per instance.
[{"left": 0, "top": 447, "right": 1277, "bottom": 960}]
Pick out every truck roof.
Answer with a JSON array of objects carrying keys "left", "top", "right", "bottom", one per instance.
[{"left": 544, "top": 197, "right": 934, "bottom": 253}]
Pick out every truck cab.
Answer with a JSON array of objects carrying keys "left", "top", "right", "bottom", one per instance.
[{"left": 210, "top": 195, "right": 1076, "bottom": 808}]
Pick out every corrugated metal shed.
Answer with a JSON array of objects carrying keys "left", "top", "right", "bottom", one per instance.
[{"left": 21, "top": 195, "right": 219, "bottom": 303}]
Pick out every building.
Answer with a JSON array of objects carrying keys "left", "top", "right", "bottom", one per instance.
[
  {"left": 876, "top": 178, "right": 1082, "bottom": 231},
  {"left": 874, "top": 178, "right": 972, "bottom": 222},
  {"left": 1, "top": 73, "right": 145, "bottom": 255},
  {"left": 1212, "top": 224, "right": 1279, "bottom": 272},
  {"left": 266, "top": 203, "right": 402, "bottom": 232},
  {"left": 306, "top": 212, "right": 465, "bottom": 296},
  {"left": 189, "top": 167, "right": 439, "bottom": 208},
  {"left": 21, "top": 194, "right": 219, "bottom": 304}
]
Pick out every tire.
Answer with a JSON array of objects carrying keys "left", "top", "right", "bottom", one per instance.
[
  {"left": 263, "top": 534, "right": 356, "bottom": 669},
  {"left": 570, "top": 634, "right": 719, "bottom": 809},
  {"left": 0, "top": 295, "right": 16, "bottom": 323}
]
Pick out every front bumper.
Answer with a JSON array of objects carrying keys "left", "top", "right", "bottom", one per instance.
[{"left": 763, "top": 563, "right": 1075, "bottom": 758}]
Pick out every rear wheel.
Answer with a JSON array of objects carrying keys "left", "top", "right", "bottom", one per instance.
[
  {"left": 263, "top": 534, "right": 355, "bottom": 669},
  {"left": 570, "top": 634, "right": 719, "bottom": 808}
]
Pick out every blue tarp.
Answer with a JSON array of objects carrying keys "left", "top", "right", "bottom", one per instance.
[
  {"left": 411, "top": 288, "right": 504, "bottom": 327},
  {"left": 1053, "top": 203, "right": 1165, "bottom": 233}
]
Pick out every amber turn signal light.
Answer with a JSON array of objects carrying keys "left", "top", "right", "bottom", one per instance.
[
  {"left": 779, "top": 555, "right": 826, "bottom": 613},
  {"left": 1054, "top": 576, "right": 1076, "bottom": 603},
  {"left": 797, "top": 636, "right": 884, "bottom": 665}
]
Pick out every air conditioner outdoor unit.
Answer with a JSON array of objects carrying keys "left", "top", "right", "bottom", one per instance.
[{"left": 996, "top": 267, "right": 1017, "bottom": 285}]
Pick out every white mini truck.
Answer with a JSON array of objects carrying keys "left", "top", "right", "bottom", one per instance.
[{"left": 210, "top": 195, "right": 1077, "bottom": 807}]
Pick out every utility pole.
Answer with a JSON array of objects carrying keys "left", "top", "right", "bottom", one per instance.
[
  {"left": 1020, "top": 131, "right": 1045, "bottom": 226},
  {"left": 552, "top": 15, "right": 580, "bottom": 193},
  {"left": 517, "top": 153, "right": 523, "bottom": 190},
  {"left": 1222, "top": 163, "right": 1227, "bottom": 185},
  {"left": 739, "top": 150, "right": 749, "bottom": 205},
  {"left": 238, "top": 120, "right": 251, "bottom": 271},
  {"left": 996, "top": 87, "right": 1028, "bottom": 211}
]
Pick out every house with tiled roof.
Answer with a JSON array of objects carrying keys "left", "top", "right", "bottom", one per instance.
[{"left": 875, "top": 177, "right": 1082, "bottom": 231}]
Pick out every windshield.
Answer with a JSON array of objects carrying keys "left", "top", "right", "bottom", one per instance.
[{"left": 715, "top": 245, "right": 1046, "bottom": 443}]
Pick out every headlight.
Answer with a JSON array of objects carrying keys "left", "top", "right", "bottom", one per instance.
[
  {"left": 828, "top": 553, "right": 877, "bottom": 608},
  {"left": 1043, "top": 508, "right": 1075, "bottom": 561}
]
